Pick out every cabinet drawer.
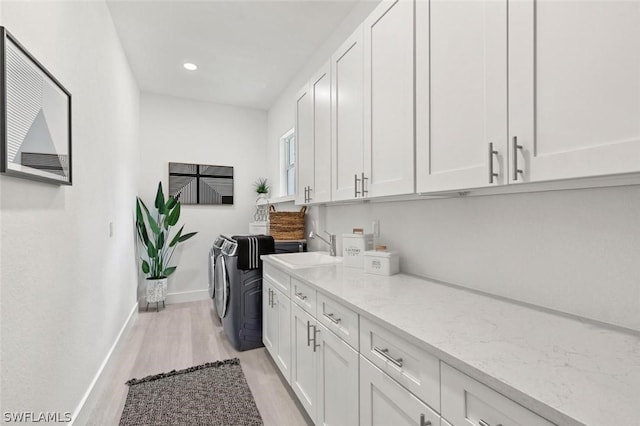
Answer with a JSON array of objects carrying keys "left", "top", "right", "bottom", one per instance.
[
  {"left": 360, "top": 316, "right": 440, "bottom": 412},
  {"left": 360, "top": 355, "right": 440, "bottom": 426},
  {"left": 291, "top": 278, "right": 316, "bottom": 316},
  {"left": 263, "top": 263, "right": 290, "bottom": 295},
  {"left": 441, "top": 363, "right": 555, "bottom": 426},
  {"left": 317, "top": 292, "right": 359, "bottom": 350}
]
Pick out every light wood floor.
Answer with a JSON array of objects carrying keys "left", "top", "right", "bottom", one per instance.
[{"left": 85, "top": 299, "right": 312, "bottom": 425}]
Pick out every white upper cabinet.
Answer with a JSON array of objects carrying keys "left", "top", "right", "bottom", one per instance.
[
  {"left": 301, "top": 0, "right": 640, "bottom": 202},
  {"left": 416, "top": 0, "right": 508, "bottom": 193},
  {"left": 296, "top": 85, "right": 314, "bottom": 204},
  {"left": 296, "top": 65, "right": 332, "bottom": 204},
  {"left": 311, "top": 63, "right": 332, "bottom": 203},
  {"left": 363, "top": 0, "right": 415, "bottom": 198},
  {"left": 509, "top": 0, "right": 640, "bottom": 184},
  {"left": 331, "top": 26, "right": 365, "bottom": 202}
]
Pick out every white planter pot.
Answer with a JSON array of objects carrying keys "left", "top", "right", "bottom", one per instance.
[{"left": 146, "top": 277, "right": 168, "bottom": 311}]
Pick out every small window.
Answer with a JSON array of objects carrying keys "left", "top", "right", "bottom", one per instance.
[{"left": 281, "top": 128, "right": 296, "bottom": 196}]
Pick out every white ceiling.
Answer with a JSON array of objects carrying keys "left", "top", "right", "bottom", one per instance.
[{"left": 107, "top": 1, "right": 359, "bottom": 110}]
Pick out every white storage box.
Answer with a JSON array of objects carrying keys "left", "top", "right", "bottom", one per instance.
[
  {"left": 364, "top": 250, "right": 399, "bottom": 276},
  {"left": 249, "top": 221, "right": 268, "bottom": 235},
  {"left": 342, "top": 233, "right": 374, "bottom": 268}
]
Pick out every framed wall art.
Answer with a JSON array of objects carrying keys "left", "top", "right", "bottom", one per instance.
[
  {"left": 1, "top": 27, "right": 72, "bottom": 185},
  {"left": 169, "top": 162, "right": 234, "bottom": 205}
]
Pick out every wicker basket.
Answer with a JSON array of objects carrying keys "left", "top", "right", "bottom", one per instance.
[{"left": 268, "top": 205, "right": 307, "bottom": 240}]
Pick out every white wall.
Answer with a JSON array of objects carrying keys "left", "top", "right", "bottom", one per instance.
[
  {"left": 138, "top": 93, "right": 268, "bottom": 300},
  {"left": 0, "top": 0, "right": 140, "bottom": 419}
]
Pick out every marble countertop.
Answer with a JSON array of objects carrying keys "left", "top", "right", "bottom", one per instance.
[{"left": 262, "top": 256, "right": 640, "bottom": 426}]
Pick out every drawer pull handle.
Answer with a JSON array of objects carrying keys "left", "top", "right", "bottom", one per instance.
[
  {"left": 420, "top": 414, "right": 431, "bottom": 426},
  {"left": 373, "top": 346, "right": 403, "bottom": 368},
  {"left": 295, "top": 292, "right": 307, "bottom": 301},
  {"left": 323, "top": 312, "right": 342, "bottom": 324},
  {"left": 479, "top": 420, "right": 502, "bottom": 426},
  {"left": 355, "top": 173, "right": 361, "bottom": 197}
]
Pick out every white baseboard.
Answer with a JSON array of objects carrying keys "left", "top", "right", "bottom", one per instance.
[
  {"left": 165, "top": 289, "right": 210, "bottom": 304},
  {"left": 70, "top": 302, "right": 139, "bottom": 425}
]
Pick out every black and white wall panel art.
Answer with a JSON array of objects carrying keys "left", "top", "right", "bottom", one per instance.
[
  {"left": 169, "top": 162, "right": 234, "bottom": 205},
  {"left": 0, "top": 27, "right": 72, "bottom": 185}
]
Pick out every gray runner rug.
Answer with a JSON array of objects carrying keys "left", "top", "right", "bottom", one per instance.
[{"left": 119, "top": 358, "right": 263, "bottom": 425}]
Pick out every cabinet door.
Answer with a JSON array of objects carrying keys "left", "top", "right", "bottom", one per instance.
[
  {"left": 416, "top": 0, "right": 507, "bottom": 193},
  {"left": 360, "top": 356, "right": 440, "bottom": 426},
  {"left": 316, "top": 323, "right": 359, "bottom": 426},
  {"left": 311, "top": 63, "right": 332, "bottom": 203},
  {"left": 291, "top": 302, "right": 317, "bottom": 419},
  {"left": 263, "top": 281, "right": 276, "bottom": 356},
  {"left": 296, "top": 85, "right": 314, "bottom": 204},
  {"left": 332, "top": 25, "right": 365, "bottom": 201},
  {"left": 363, "top": 0, "right": 415, "bottom": 198},
  {"left": 509, "top": 0, "right": 640, "bottom": 183},
  {"left": 274, "top": 287, "right": 291, "bottom": 384}
]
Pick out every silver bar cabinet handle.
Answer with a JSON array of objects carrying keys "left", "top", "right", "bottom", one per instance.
[
  {"left": 420, "top": 414, "right": 431, "bottom": 426},
  {"left": 373, "top": 346, "right": 403, "bottom": 368},
  {"left": 354, "top": 174, "right": 361, "bottom": 197},
  {"left": 512, "top": 136, "right": 523, "bottom": 181},
  {"left": 323, "top": 312, "right": 342, "bottom": 324},
  {"left": 295, "top": 292, "right": 307, "bottom": 301},
  {"left": 306, "top": 320, "right": 312, "bottom": 347},
  {"left": 313, "top": 326, "right": 320, "bottom": 352},
  {"left": 479, "top": 420, "right": 502, "bottom": 426},
  {"left": 488, "top": 142, "right": 498, "bottom": 184},
  {"left": 268, "top": 288, "right": 272, "bottom": 307},
  {"left": 361, "top": 172, "right": 368, "bottom": 196},
  {"left": 307, "top": 186, "right": 312, "bottom": 202}
]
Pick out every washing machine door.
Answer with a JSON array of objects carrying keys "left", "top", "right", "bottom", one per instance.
[{"left": 214, "top": 254, "right": 229, "bottom": 319}]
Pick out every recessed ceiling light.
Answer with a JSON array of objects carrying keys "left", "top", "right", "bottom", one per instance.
[{"left": 183, "top": 62, "right": 198, "bottom": 71}]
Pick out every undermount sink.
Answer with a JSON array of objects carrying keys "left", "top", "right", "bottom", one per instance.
[{"left": 270, "top": 251, "right": 343, "bottom": 269}]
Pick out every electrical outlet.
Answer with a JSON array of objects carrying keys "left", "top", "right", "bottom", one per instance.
[{"left": 372, "top": 219, "right": 380, "bottom": 238}]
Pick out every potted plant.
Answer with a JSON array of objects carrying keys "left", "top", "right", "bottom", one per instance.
[
  {"left": 254, "top": 177, "right": 270, "bottom": 199},
  {"left": 135, "top": 182, "right": 197, "bottom": 311}
]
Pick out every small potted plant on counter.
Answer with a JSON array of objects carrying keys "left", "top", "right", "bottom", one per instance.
[
  {"left": 254, "top": 177, "right": 270, "bottom": 200},
  {"left": 135, "top": 182, "right": 197, "bottom": 311}
]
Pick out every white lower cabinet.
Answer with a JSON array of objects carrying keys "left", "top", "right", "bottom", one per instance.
[
  {"left": 291, "top": 302, "right": 319, "bottom": 419},
  {"left": 291, "top": 295, "right": 360, "bottom": 425},
  {"left": 360, "top": 316, "right": 440, "bottom": 412},
  {"left": 360, "top": 356, "right": 440, "bottom": 426},
  {"left": 316, "top": 322, "right": 359, "bottom": 426},
  {"left": 263, "top": 279, "right": 292, "bottom": 383},
  {"left": 441, "top": 363, "right": 555, "bottom": 426}
]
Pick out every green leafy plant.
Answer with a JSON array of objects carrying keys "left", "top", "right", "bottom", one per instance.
[
  {"left": 254, "top": 177, "right": 270, "bottom": 194},
  {"left": 136, "top": 182, "right": 197, "bottom": 279}
]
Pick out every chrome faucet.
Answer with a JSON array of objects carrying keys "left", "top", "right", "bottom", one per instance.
[{"left": 309, "top": 231, "right": 337, "bottom": 256}]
